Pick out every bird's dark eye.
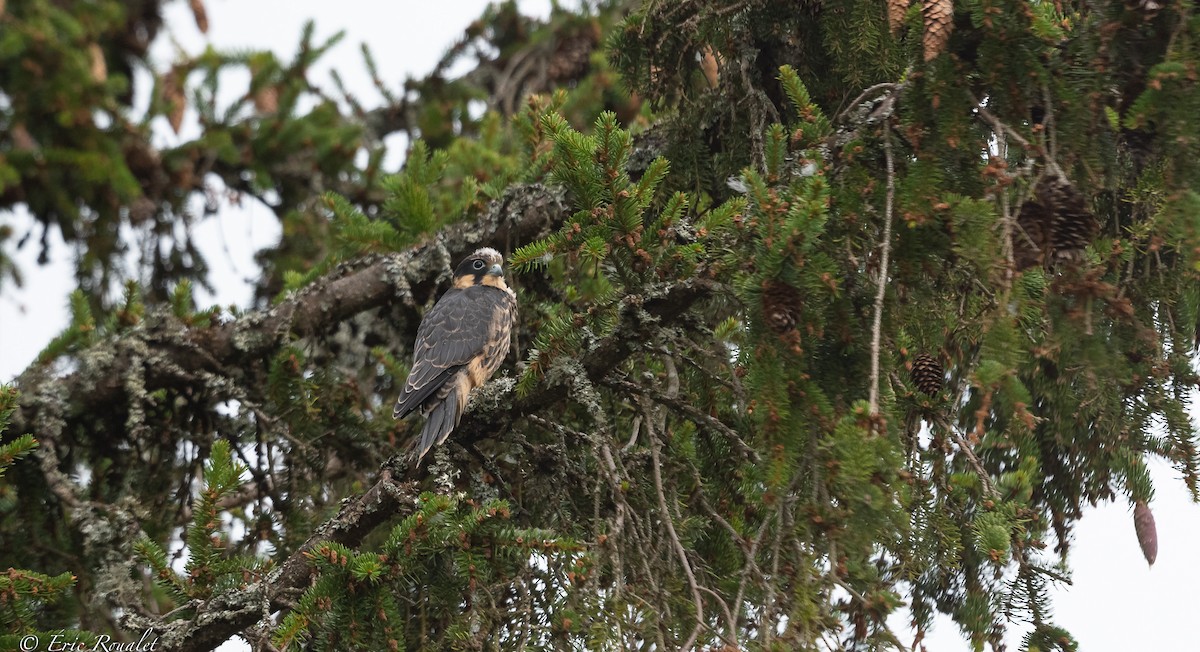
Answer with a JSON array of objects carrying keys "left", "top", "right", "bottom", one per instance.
[{"left": 472, "top": 259, "right": 485, "bottom": 270}]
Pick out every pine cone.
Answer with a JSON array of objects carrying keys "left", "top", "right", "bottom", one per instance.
[
  {"left": 162, "top": 67, "right": 187, "bottom": 135},
  {"left": 548, "top": 24, "right": 600, "bottom": 83},
  {"left": 910, "top": 353, "right": 944, "bottom": 396},
  {"left": 1036, "top": 173, "right": 1098, "bottom": 263},
  {"left": 189, "top": 0, "right": 209, "bottom": 34},
  {"left": 1133, "top": 500, "right": 1157, "bottom": 566},
  {"left": 762, "top": 280, "right": 803, "bottom": 334},
  {"left": 888, "top": 0, "right": 911, "bottom": 34},
  {"left": 922, "top": 0, "right": 953, "bottom": 62},
  {"left": 1013, "top": 198, "right": 1050, "bottom": 271}
]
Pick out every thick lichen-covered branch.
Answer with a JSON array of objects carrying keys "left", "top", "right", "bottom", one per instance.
[
  {"left": 117, "top": 278, "right": 714, "bottom": 651},
  {"left": 122, "top": 469, "right": 419, "bottom": 652},
  {"left": 12, "top": 184, "right": 568, "bottom": 436},
  {"left": 449, "top": 278, "right": 716, "bottom": 451}
]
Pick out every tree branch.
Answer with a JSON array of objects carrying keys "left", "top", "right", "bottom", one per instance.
[
  {"left": 10, "top": 183, "right": 566, "bottom": 650},
  {"left": 12, "top": 183, "right": 568, "bottom": 435},
  {"left": 868, "top": 127, "right": 895, "bottom": 415},
  {"left": 122, "top": 468, "right": 420, "bottom": 652},
  {"left": 645, "top": 395, "right": 705, "bottom": 651},
  {"left": 124, "top": 274, "right": 715, "bottom": 650},
  {"left": 445, "top": 277, "right": 716, "bottom": 454},
  {"left": 600, "top": 376, "right": 760, "bottom": 463}
]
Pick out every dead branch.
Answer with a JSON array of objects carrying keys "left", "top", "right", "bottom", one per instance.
[{"left": 868, "top": 127, "right": 896, "bottom": 415}]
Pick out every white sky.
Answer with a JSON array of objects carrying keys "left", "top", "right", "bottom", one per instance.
[{"left": 1, "top": 2, "right": 1197, "bottom": 650}]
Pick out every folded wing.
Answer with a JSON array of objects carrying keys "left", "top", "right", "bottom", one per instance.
[{"left": 392, "top": 288, "right": 494, "bottom": 419}]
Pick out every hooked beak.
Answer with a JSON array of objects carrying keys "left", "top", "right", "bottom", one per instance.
[{"left": 487, "top": 263, "right": 504, "bottom": 277}]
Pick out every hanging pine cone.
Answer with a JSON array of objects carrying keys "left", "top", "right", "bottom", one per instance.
[
  {"left": 1133, "top": 500, "right": 1157, "bottom": 566},
  {"left": 1013, "top": 198, "right": 1050, "bottom": 271},
  {"left": 909, "top": 353, "right": 944, "bottom": 396},
  {"left": 887, "top": 0, "right": 910, "bottom": 34},
  {"left": 762, "top": 280, "right": 803, "bottom": 335},
  {"left": 922, "top": 0, "right": 953, "bottom": 61},
  {"left": 547, "top": 23, "right": 600, "bottom": 83},
  {"left": 1036, "top": 173, "right": 1098, "bottom": 263}
]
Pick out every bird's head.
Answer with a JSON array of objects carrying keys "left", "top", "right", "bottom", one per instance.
[{"left": 452, "top": 247, "right": 508, "bottom": 290}]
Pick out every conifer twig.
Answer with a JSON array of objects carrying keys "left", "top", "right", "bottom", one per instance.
[
  {"left": 761, "top": 507, "right": 785, "bottom": 647},
  {"left": 835, "top": 82, "right": 899, "bottom": 123},
  {"left": 602, "top": 376, "right": 760, "bottom": 462},
  {"left": 697, "top": 585, "right": 738, "bottom": 646},
  {"left": 929, "top": 413, "right": 997, "bottom": 498},
  {"left": 650, "top": 355, "right": 712, "bottom": 650},
  {"left": 971, "top": 94, "right": 1037, "bottom": 153},
  {"left": 1023, "top": 561, "right": 1073, "bottom": 586},
  {"left": 994, "top": 130, "right": 1016, "bottom": 290},
  {"left": 828, "top": 574, "right": 904, "bottom": 647},
  {"left": 948, "top": 426, "right": 998, "bottom": 499},
  {"left": 1041, "top": 80, "right": 1057, "bottom": 163},
  {"left": 645, "top": 401, "right": 705, "bottom": 651},
  {"left": 868, "top": 127, "right": 896, "bottom": 415}
]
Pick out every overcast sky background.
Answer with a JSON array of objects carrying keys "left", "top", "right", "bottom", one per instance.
[{"left": 1, "top": 2, "right": 1196, "bottom": 650}]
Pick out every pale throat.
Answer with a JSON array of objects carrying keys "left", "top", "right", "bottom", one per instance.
[{"left": 451, "top": 274, "right": 510, "bottom": 292}]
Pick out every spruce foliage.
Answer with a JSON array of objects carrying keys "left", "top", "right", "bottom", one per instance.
[
  {"left": 276, "top": 494, "right": 581, "bottom": 650},
  {"left": 0, "top": 386, "right": 85, "bottom": 649},
  {"left": 4, "top": 1, "right": 1200, "bottom": 650}
]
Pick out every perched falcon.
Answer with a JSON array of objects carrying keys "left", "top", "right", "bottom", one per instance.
[{"left": 394, "top": 247, "right": 517, "bottom": 462}]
